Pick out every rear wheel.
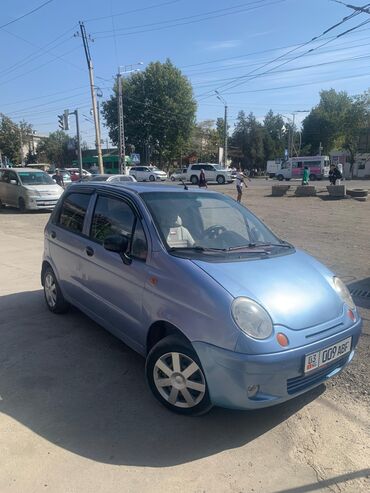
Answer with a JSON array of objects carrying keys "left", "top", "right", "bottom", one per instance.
[
  {"left": 18, "top": 197, "right": 26, "bottom": 211},
  {"left": 170, "top": 176, "right": 176, "bottom": 181},
  {"left": 146, "top": 335, "right": 212, "bottom": 416},
  {"left": 42, "top": 267, "right": 69, "bottom": 314},
  {"left": 217, "top": 175, "right": 226, "bottom": 185},
  {"left": 0, "top": 198, "right": 5, "bottom": 209},
  {"left": 277, "top": 174, "right": 284, "bottom": 181},
  {"left": 309, "top": 174, "right": 317, "bottom": 181},
  {"left": 190, "top": 175, "right": 198, "bottom": 185}
]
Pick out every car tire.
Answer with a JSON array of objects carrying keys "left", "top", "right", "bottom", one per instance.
[
  {"left": 190, "top": 175, "right": 199, "bottom": 185},
  {"left": 217, "top": 175, "right": 226, "bottom": 185},
  {"left": 170, "top": 176, "right": 176, "bottom": 181},
  {"left": 0, "top": 198, "right": 5, "bottom": 209},
  {"left": 277, "top": 174, "right": 284, "bottom": 181},
  {"left": 42, "top": 266, "right": 69, "bottom": 314},
  {"left": 309, "top": 174, "right": 317, "bottom": 181},
  {"left": 146, "top": 335, "right": 212, "bottom": 416},
  {"left": 347, "top": 188, "right": 368, "bottom": 198},
  {"left": 18, "top": 197, "right": 26, "bottom": 212},
  {"left": 149, "top": 175, "right": 155, "bottom": 182}
]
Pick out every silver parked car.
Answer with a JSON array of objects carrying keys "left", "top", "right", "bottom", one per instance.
[
  {"left": 0, "top": 168, "right": 63, "bottom": 211},
  {"left": 87, "top": 174, "right": 137, "bottom": 183}
]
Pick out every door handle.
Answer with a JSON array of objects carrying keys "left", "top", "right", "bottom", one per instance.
[
  {"left": 86, "top": 246, "right": 94, "bottom": 257},
  {"left": 51, "top": 231, "right": 56, "bottom": 239}
]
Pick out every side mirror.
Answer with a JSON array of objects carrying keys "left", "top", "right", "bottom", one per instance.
[
  {"left": 103, "top": 234, "right": 131, "bottom": 265},
  {"left": 10, "top": 179, "right": 18, "bottom": 185}
]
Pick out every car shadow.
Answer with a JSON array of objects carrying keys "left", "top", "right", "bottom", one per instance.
[
  {"left": 0, "top": 289, "right": 324, "bottom": 467},
  {"left": 348, "top": 277, "right": 370, "bottom": 309}
]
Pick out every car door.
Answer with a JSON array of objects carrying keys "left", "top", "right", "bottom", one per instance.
[
  {"left": 48, "top": 190, "right": 93, "bottom": 303},
  {"left": 0, "top": 170, "right": 10, "bottom": 205},
  {"left": 204, "top": 165, "right": 216, "bottom": 182},
  {"left": 6, "top": 170, "right": 21, "bottom": 207},
  {"left": 81, "top": 192, "right": 149, "bottom": 353}
]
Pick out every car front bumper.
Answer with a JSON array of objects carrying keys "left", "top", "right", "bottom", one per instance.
[
  {"left": 26, "top": 197, "right": 60, "bottom": 209},
  {"left": 193, "top": 318, "right": 362, "bottom": 410}
]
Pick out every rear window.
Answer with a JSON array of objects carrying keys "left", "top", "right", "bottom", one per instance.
[{"left": 58, "top": 193, "right": 91, "bottom": 233}]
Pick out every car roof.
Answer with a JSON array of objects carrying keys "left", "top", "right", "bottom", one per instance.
[
  {"left": 67, "top": 182, "right": 211, "bottom": 195},
  {"left": 1, "top": 167, "right": 46, "bottom": 172}
]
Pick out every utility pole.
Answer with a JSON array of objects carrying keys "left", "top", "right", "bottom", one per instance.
[
  {"left": 77, "top": 22, "right": 103, "bottom": 174},
  {"left": 215, "top": 91, "right": 228, "bottom": 168},
  {"left": 117, "top": 71, "right": 126, "bottom": 174}
]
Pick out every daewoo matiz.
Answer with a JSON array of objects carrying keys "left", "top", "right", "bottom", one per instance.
[{"left": 42, "top": 182, "right": 362, "bottom": 415}]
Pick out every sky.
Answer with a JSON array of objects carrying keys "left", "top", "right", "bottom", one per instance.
[{"left": 1, "top": 0, "right": 370, "bottom": 147}]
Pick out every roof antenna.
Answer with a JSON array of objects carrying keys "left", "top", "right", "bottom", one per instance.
[{"left": 180, "top": 179, "right": 188, "bottom": 190}]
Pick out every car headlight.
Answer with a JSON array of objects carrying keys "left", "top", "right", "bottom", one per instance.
[
  {"left": 27, "top": 190, "right": 40, "bottom": 197},
  {"left": 333, "top": 277, "right": 355, "bottom": 310},
  {"left": 231, "top": 297, "right": 273, "bottom": 339}
]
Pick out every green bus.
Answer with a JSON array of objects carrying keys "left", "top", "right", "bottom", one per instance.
[{"left": 72, "top": 155, "right": 132, "bottom": 174}]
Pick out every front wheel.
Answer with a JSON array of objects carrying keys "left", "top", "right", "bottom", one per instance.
[
  {"left": 146, "top": 335, "right": 212, "bottom": 416},
  {"left": 18, "top": 197, "right": 26, "bottom": 211},
  {"left": 42, "top": 267, "right": 69, "bottom": 314},
  {"left": 217, "top": 175, "right": 226, "bottom": 185},
  {"left": 170, "top": 176, "right": 176, "bottom": 181},
  {"left": 309, "top": 174, "right": 317, "bottom": 181},
  {"left": 277, "top": 174, "right": 284, "bottom": 181},
  {"left": 149, "top": 175, "right": 155, "bottom": 182}
]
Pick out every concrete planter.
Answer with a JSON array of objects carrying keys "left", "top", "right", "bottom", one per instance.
[
  {"left": 271, "top": 185, "right": 290, "bottom": 196},
  {"left": 327, "top": 185, "right": 346, "bottom": 198},
  {"left": 295, "top": 185, "right": 316, "bottom": 197}
]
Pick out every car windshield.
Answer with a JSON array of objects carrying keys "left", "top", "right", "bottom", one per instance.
[
  {"left": 18, "top": 171, "right": 55, "bottom": 186},
  {"left": 141, "top": 191, "right": 289, "bottom": 257}
]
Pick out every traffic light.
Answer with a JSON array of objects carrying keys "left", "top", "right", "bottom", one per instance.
[
  {"left": 63, "top": 109, "right": 70, "bottom": 131},
  {"left": 58, "top": 114, "right": 64, "bottom": 130}
]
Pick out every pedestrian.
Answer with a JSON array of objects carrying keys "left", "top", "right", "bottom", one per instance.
[
  {"left": 329, "top": 164, "right": 342, "bottom": 185},
  {"left": 70, "top": 171, "right": 79, "bottom": 182},
  {"left": 199, "top": 168, "right": 207, "bottom": 188},
  {"left": 52, "top": 170, "right": 64, "bottom": 188},
  {"left": 302, "top": 166, "right": 309, "bottom": 185},
  {"left": 236, "top": 166, "right": 249, "bottom": 203}
]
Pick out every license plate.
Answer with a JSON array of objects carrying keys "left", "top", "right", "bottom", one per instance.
[{"left": 304, "top": 337, "right": 352, "bottom": 374}]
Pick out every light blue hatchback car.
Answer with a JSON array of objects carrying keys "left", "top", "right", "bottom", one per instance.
[{"left": 42, "top": 182, "right": 362, "bottom": 415}]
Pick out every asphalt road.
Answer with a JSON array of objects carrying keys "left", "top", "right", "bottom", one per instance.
[{"left": 0, "top": 181, "right": 369, "bottom": 493}]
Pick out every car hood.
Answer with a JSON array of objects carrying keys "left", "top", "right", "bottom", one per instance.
[
  {"left": 192, "top": 250, "right": 343, "bottom": 331},
  {"left": 24, "top": 185, "right": 63, "bottom": 194}
]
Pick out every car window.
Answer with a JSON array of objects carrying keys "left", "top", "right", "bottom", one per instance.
[
  {"left": 131, "top": 220, "right": 148, "bottom": 260},
  {"left": 1, "top": 170, "right": 10, "bottom": 182},
  {"left": 191, "top": 165, "right": 201, "bottom": 171},
  {"left": 58, "top": 193, "right": 91, "bottom": 233},
  {"left": 205, "top": 165, "right": 215, "bottom": 171},
  {"left": 9, "top": 171, "right": 18, "bottom": 183},
  {"left": 90, "top": 195, "right": 135, "bottom": 244}
]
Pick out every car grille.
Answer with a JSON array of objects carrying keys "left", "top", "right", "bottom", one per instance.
[
  {"left": 287, "top": 357, "right": 348, "bottom": 395},
  {"left": 36, "top": 200, "right": 58, "bottom": 206}
]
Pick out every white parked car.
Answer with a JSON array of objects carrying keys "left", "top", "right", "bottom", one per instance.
[
  {"left": 187, "top": 163, "right": 233, "bottom": 185},
  {"left": 65, "top": 167, "right": 92, "bottom": 178},
  {"left": 88, "top": 174, "right": 137, "bottom": 183},
  {"left": 0, "top": 168, "right": 63, "bottom": 211},
  {"left": 170, "top": 167, "right": 188, "bottom": 181},
  {"left": 129, "top": 166, "right": 167, "bottom": 182}
]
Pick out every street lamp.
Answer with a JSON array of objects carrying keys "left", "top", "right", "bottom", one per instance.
[
  {"left": 117, "top": 62, "right": 144, "bottom": 174},
  {"left": 283, "top": 110, "right": 309, "bottom": 157},
  {"left": 215, "top": 90, "right": 228, "bottom": 168}
]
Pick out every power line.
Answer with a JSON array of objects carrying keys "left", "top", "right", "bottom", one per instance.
[
  {"left": 84, "top": 0, "right": 182, "bottom": 22},
  {"left": 92, "top": 0, "right": 287, "bottom": 39},
  {"left": 196, "top": 6, "right": 370, "bottom": 100},
  {"left": 0, "top": 0, "right": 54, "bottom": 30}
]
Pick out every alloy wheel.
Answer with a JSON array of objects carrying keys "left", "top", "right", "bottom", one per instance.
[
  {"left": 44, "top": 272, "right": 57, "bottom": 308},
  {"left": 153, "top": 352, "right": 206, "bottom": 409}
]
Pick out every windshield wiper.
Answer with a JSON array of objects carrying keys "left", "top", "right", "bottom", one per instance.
[
  {"left": 169, "top": 245, "right": 227, "bottom": 252},
  {"left": 227, "top": 242, "right": 292, "bottom": 251}
]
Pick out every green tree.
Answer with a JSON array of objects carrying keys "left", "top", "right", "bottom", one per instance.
[
  {"left": 37, "top": 131, "right": 77, "bottom": 166},
  {"left": 230, "top": 111, "right": 266, "bottom": 169},
  {"left": 102, "top": 59, "right": 196, "bottom": 167},
  {"left": 0, "top": 114, "right": 22, "bottom": 163},
  {"left": 302, "top": 89, "right": 368, "bottom": 168},
  {"left": 186, "top": 120, "right": 219, "bottom": 162},
  {"left": 263, "top": 110, "right": 285, "bottom": 159}
]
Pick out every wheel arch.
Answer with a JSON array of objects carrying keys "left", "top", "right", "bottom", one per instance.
[{"left": 146, "top": 320, "right": 190, "bottom": 355}]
